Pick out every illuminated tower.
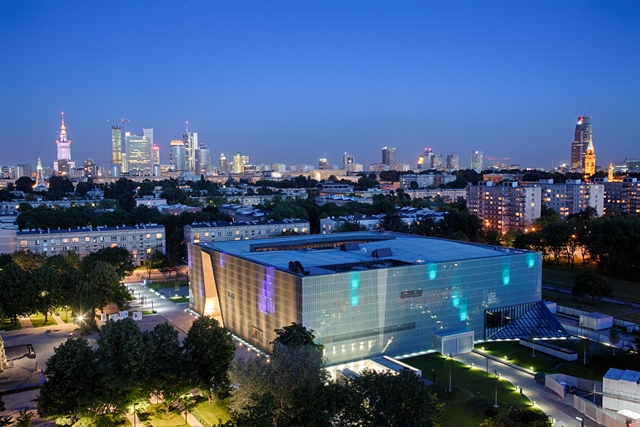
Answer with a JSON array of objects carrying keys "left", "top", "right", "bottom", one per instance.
[
  {"left": 219, "top": 153, "right": 228, "bottom": 174},
  {"left": 343, "top": 152, "right": 354, "bottom": 169},
  {"left": 471, "top": 150, "right": 484, "bottom": 172},
  {"left": 233, "top": 151, "right": 243, "bottom": 173},
  {"left": 125, "top": 133, "right": 152, "bottom": 176},
  {"left": 183, "top": 122, "right": 197, "bottom": 173},
  {"left": 195, "top": 143, "right": 211, "bottom": 176},
  {"left": 608, "top": 161, "right": 614, "bottom": 182},
  {"left": 54, "top": 113, "right": 74, "bottom": 174},
  {"left": 170, "top": 140, "right": 186, "bottom": 171},
  {"left": 570, "top": 116, "right": 592, "bottom": 171},
  {"left": 111, "top": 126, "right": 123, "bottom": 177},
  {"left": 584, "top": 139, "right": 596, "bottom": 177},
  {"left": 152, "top": 144, "right": 161, "bottom": 176}
]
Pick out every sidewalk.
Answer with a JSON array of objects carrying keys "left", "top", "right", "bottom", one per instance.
[
  {"left": 453, "top": 351, "right": 598, "bottom": 427},
  {"left": 125, "top": 407, "right": 203, "bottom": 427}
]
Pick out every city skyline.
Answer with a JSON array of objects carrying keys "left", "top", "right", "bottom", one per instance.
[{"left": 2, "top": 1, "right": 639, "bottom": 171}]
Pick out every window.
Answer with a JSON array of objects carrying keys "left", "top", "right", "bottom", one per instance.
[
  {"left": 156, "top": 233, "right": 162, "bottom": 239},
  {"left": 146, "top": 248, "right": 152, "bottom": 254},
  {"left": 85, "top": 237, "right": 90, "bottom": 242},
  {"left": 20, "top": 240, "right": 27, "bottom": 248},
  {"left": 62, "top": 238, "right": 69, "bottom": 244},
  {"left": 146, "top": 233, "right": 151, "bottom": 239},
  {"left": 51, "top": 239, "right": 56, "bottom": 244},
  {"left": 72, "top": 238, "right": 79, "bottom": 243}
]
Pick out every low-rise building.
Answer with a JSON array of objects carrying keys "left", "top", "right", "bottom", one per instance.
[
  {"left": 17, "top": 223, "right": 165, "bottom": 265},
  {"left": 399, "top": 173, "right": 456, "bottom": 190}
]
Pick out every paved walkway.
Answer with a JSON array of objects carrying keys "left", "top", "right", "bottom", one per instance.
[{"left": 453, "top": 351, "right": 598, "bottom": 427}]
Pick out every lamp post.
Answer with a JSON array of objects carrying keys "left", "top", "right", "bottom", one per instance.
[
  {"left": 133, "top": 403, "right": 138, "bottom": 427},
  {"left": 151, "top": 300, "right": 154, "bottom": 312},
  {"left": 431, "top": 369, "right": 436, "bottom": 385},
  {"left": 576, "top": 416, "right": 584, "bottom": 427},
  {"left": 448, "top": 353, "right": 452, "bottom": 392},
  {"left": 494, "top": 372, "right": 500, "bottom": 408}
]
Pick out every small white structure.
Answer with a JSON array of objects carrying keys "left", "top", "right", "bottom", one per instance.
[
  {"left": 433, "top": 329, "right": 474, "bottom": 356},
  {"left": 603, "top": 368, "right": 640, "bottom": 414},
  {"left": 544, "top": 301, "right": 557, "bottom": 313},
  {"left": 579, "top": 312, "right": 613, "bottom": 330}
]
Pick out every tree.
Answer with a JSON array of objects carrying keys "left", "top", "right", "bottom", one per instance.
[
  {"left": 90, "top": 262, "right": 131, "bottom": 311},
  {"left": 30, "top": 265, "right": 62, "bottom": 324},
  {"left": 183, "top": 316, "right": 236, "bottom": 402},
  {"left": 81, "top": 247, "right": 135, "bottom": 279},
  {"left": 144, "top": 249, "right": 165, "bottom": 279},
  {"left": 334, "top": 220, "right": 367, "bottom": 233},
  {"left": 16, "top": 408, "right": 35, "bottom": 427},
  {"left": 572, "top": 270, "right": 614, "bottom": 304},
  {"left": 94, "top": 318, "right": 146, "bottom": 418},
  {"left": 71, "top": 281, "right": 98, "bottom": 333},
  {"left": 142, "top": 322, "right": 189, "bottom": 417},
  {"left": 0, "top": 262, "right": 31, "bottom": 324},
  {"left": 482, "top": 405, "right": 552, "bottom": 427},
  {"left": 15, "top": 176, "right": 34, "bottom": 193},
  {"left": 351, "top": 369, "right": 443, "bottom": 427},
  {"left": 37, "top": 338, "right": 99, "bottom": 423},
  {"left": 271, "top": 322, "right": 323, "bottom": 350}
]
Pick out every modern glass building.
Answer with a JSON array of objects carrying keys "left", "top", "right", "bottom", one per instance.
[{"left": 188, "top": 232, "right": 548, "bottom": 365}]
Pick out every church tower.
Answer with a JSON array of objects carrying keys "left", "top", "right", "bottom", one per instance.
[
  {"left": 54, "top": 112, "right": 75, "bottom": 174},
  {"left": 584, "top": 140, "right": 596, "bottom": 177}
]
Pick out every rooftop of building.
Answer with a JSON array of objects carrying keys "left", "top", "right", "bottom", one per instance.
[
  {"left": 17, "top": 223, "right": 164, "bottom": 235},
  {"left": 185, "top": 218, "right": 309, "bottom": 229},
  {"left": 198, "top": 231, "right": 533, "bottom": 276}
]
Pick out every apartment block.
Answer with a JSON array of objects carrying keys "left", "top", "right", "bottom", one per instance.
[{"left": 467, "top": 182, "right": 541, "bottom": 232}]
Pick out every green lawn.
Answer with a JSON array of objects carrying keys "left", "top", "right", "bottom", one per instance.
[
  {"left": 404, "top": 354, "right": 544, "bottom": 427},
  {"left": 54, "top": 308, "right": 75, "bottom": 324},
  {"left": 542, "top": 289, "right": 640, "bottom": 324},
  {"left": 135, "top": 404, "right": 189, "bottom": 426},
  {"left": 0, "top": 318, "right": 21, "bottom": 331},
  {"left": 170, "top": 297, "right": 189, "bottom": 303},
  {"left": 147, "top": 281, "right": 189, "bottom": 290},
  {"left": 479, "top": 340, "right": 638, "bottom": 381},
  {"left": 191, "top": 398, "right": 230, "bottom": 425},
  {"left": 542, "top": 263, "right": 640, "bottom": 304},
  {"left": 28, "top": 312, "right": 58, "bottom": 328}
]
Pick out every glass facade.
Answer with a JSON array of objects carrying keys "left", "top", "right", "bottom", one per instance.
[{"left": 189, "top": 237, "right": 542, "bottom": 365}]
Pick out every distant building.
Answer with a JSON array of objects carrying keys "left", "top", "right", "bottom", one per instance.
[
  {"left": 170, "top": 140, "right": 186, "bottom": 171},
  {"left": 54, "top": 113, "right": 75, "bottom": 174},
  {"left": 316, "top": 182, "right": 354, "bottom": 196},
  {"left": 233, "top": 152, "right": 243, "bottom": 174},
  {"left": 15, "top": 164, "right": 32, "bottom": 179},
  {"left": 111, "top": 126, "right": 123, "bottom": 177},
  {"left": 399, "top": 173, "right": 456, "bottom": 189},
  {"left": 467, "top": 181, "right": 541, "bottom": 232},
  {"left": 318, "top": 158, "right": 329, "bottom": 170},
  {"left": 570, "top": 116, "right": 592, "bottom": 171},
  {"left": 382, "top": 147, "right": 395, "bottom": 166},
  {"left": 602, "top": 177, "right": 640, "bottom": 215},
  {"left": 532, "top": 179, "right": 604, "bottom": 219},
  {"left": 183, "top": 123, "right": 197, "bottom": 173},
  {"left": 446, "top": 154, "right": 459, "bottom": 171},
  {"left": 471, "top": 151, "right": 484, "bottom": 172},
  {"left": 125, "top": 134, "right": 152, "bottom": 176},
  {"left": 195, "top": 143, "right": 211, "bottom": 176},
  {"left": 343, "top": 152, "right": 354, "bottom": 170},
  {"left": 219, "top": 153, "right": 228, "bottom": 174},
  {"left": 152, "top": 144, "right": 161, "bottom": 176},
  {"left": 17, "top": 224, "right": 165, "bottom": 266}
]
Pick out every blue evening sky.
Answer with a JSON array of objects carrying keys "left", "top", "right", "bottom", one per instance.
[{"left": 1, "top": 1, "right": 639, "bottom": 171}]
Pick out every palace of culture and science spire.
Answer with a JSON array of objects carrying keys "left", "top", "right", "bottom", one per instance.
[{"left": 53, "top": 112, "right": 75, "bottom": 175}]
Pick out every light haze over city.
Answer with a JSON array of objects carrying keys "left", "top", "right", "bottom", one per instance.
[{"left": 1, "top": 0, "right": 639, "bottom": 171}]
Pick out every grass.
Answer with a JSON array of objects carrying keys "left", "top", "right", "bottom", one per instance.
[
  {"left": 542, "top": 289, "right": 640, "bottom": 324},
  {"left": 135, "top": 404, "right": 189, "bottom": 426},
  {"left": 542, "top": 263, "right": 640, "bottom": 304},
  {"left": 191, "top": 397, "right": 231, "bottom": 425},
  {"left": 170, "top": 297, "right": 189, "bottom": 303},
  {"left": 146, "top": 281, "right": 189, "bottom": 290},
  {"left": 54, "top": 308, "right": 75, "bottom": 324},
  {"left": 404, "top": 353, "right": 544, "bottom": 427},
  {"left": 479, "top": 340, "right": 638, "bottom": 381},
  {"left": 0, "top": 318, "right": 21, "bottom": 331},
  {"left": 28, "top": 312, "right": 58, "bottom": 328}
]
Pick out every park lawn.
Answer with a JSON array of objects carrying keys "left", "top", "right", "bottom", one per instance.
[
  {"left": 170, "top": 297, "right": 189, "bottom": 303},
  {"left": 136, "top": 404, "right": 188, "bottom": 426},
  {"left": 0, "top": 318, "right": 21, "bottom": 331},
  {"left": 147, "top": 281, "right": 189, "bottom": 291},
  {"left": 542, "top": 263, "right": 640, "bottom": 304},
  {"left": 191, "top": 397, "right": 231, "bottom": 425},
  {"left": 28, "top": 312, "right": 58, "bottom": 327},
  {"left": 404, "top": 354, "right": 544, "bottom": 427},
  {"left": 54, "top": 308, "right": 74, "bottom": 324},
  {"left": 480, "top": 341, "right": 637, "bottom": 381}
]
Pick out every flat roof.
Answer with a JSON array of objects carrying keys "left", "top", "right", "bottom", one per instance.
[
  {"left": 198, "top": 231, "right": 533, "bottom": 275},
  {"left": 18, "top": 223, "right": 164, "bottom": 235}
]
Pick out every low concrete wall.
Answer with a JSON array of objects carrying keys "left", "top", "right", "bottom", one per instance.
[{"left": 519, "top": 339, "right": 577, "bottom": 361}]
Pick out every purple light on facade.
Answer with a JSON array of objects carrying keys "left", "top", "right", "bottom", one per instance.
[{"left": 258, "top": 266, "right": 275, "bottom": 314}]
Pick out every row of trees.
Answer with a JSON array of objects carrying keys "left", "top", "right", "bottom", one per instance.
[
  {"left": 0, "top": 248, "right": 134, "bottom": 328},
  {"left": 37, "top": 316, "right": 236, "bottom": 425}
]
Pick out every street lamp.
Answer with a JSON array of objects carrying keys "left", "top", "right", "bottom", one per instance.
[
  {"left": 448, "top": 353, "right": 453, "bottom": 392},
  {"left": 576, "top": 416, "right": 584, "bottom": 427},
  {"left": 494, "top": 372, "right": 500, "bottom": 408},
  {"left": 431, "top": 369, "right": 436, "bottom": 385},
  {"left": 133, "top": 403, "right": 138, "bottom": 427},
  {"left": 151, "top": 300, "right": 154, "bottom": 312}
]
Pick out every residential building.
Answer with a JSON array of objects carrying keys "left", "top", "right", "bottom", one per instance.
[
  {"left": 17, "top": 224, "right": 165, "bottom": 266},
  {"left": 533, "top": 179, "right": 604, "bottom": 219},
  {"left": 467, "top": 181, "right": 541, "bottom": 232},
  {"left": 602, "top": 177, "right": 640, "bottom": 215},
  {"left": 188, "top": 232, "right": 559, "bottom": 365},
  {"left": 399, "top": 173, "right": 456, "bottom": 189}
]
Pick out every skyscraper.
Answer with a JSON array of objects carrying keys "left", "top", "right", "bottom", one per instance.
[
  {"left": 570, "top": 116, "right": 592, "bottom": 171},
  {"left": 195, "top": 142, "right": 211, "bottom": 176},
  {"left": 471, "top": 151, "right": 484, "bottom": 172},
  {"left": 183, "top": 122, "right": 198, "bottom": 173},
  {"left": 343, "top": 152, "right": 354, "bottom": 169},
  {"left": 126, "top": 133, "right": 152, "bottom": 176},
  {"left": 111, "top": 126, "right": 123, "bottom": 177},
  {"left": 382, "top": 147, "right": 395, "bottom": 166},
  {"left": 152, "top": 144, "right": 161, "bottom": 176},
  {"left": 54, "top": 113, "right": 74, "bottom": 174},
  {"left": 446, "top": 154, "right": 460, "bottom": 171},
  {"left": 233, "top": 151, "right": 243, "bottom": 174},
  {"left": 318, "top": 158, "right": 329, "bottom": 170},
  {"left": 170, "top": 140, "right": 186, "bottom": 171},
  {"left": 219, "top": 153, "right": 228, "bottom": 174}
]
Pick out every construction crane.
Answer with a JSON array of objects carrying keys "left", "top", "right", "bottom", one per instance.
[{"left": 107, "top": 118, "right": 131, "bottom": 131}]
